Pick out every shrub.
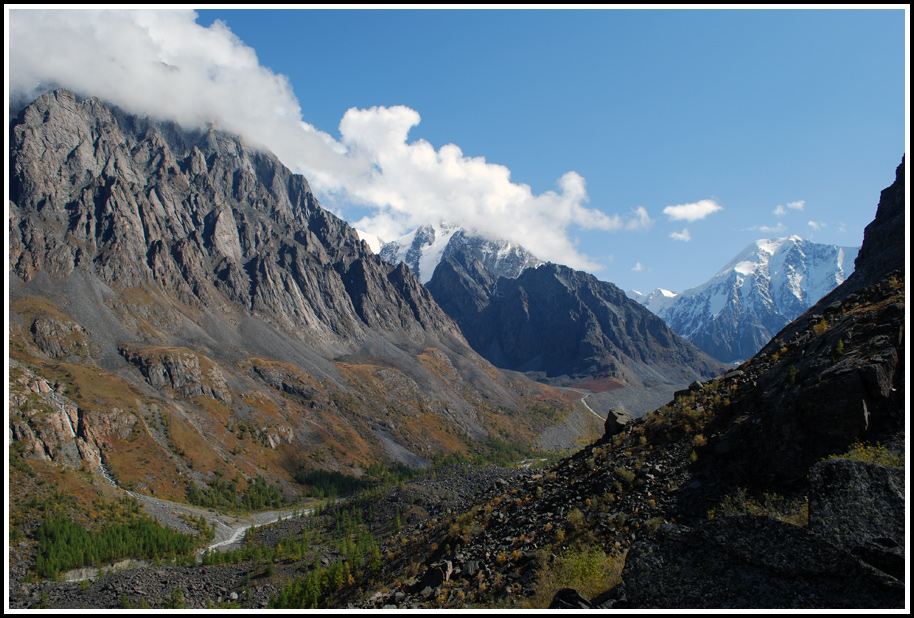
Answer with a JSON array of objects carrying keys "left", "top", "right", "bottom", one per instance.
[
  {"left": 813, "top": 318, "right": 828, "bottom": 336},
  {"left": 708, "top": 488, "right": 808, "bottom": 526},
  {"left": 614, "top": 467, "right": 636, "bottom": 486},
  {"left": 828, "top": 442, "right": 904, "bottom": 469},
  {"left": 644, "top": 517, "right": 663, "bottom": 536}
]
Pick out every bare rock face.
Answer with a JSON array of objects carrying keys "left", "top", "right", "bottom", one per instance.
[
  {"left": 29, "top": 312, "right": 90, "bottom": 359},
  {"left": 808, "top": 458, "right": 905, "bottom": 580},
  {"left": 9, "top": 90, "right": 463, "bottom": 351},
  {"left": 841, "top": 157, "right": 905, "bottom": 296},
  {"left": 118, "top": 344, "right": 233, "bottom": 403},
  {"left": 8, "top": 362, "right": 102, "bottom": 470}
]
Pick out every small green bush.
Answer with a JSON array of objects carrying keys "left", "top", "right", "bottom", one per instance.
[{"left": 516, "top": 546, "right": 625, "bottom": 608}]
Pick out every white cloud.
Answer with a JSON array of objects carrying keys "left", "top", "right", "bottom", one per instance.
[
  {"left": 808, "top": 220, "right": 826, "bottom": 230},
  {"left": 8, "top": 8, "right": 641, "bottom": 273},
  {"left": 632, "top": 262, "right": 644, "bottom": 272},
  {"left": 774, "top": 200, "right": 804, "bottom": 217},
  {"left": 747, "top": 222, "right": 788, "bottom": 234},
  {"left": 625, "top": 206, "right": 654, "bottom": 231},
  {"left": 670, "top": 228, "right": 691, "bottom": 242},
  {"left": 663, "top": 199, "right": 723, "bottom": 222}
]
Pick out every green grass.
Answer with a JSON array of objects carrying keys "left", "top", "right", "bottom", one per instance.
[{"left": 513, "top": 545, "right": 626, "bottom": 609}]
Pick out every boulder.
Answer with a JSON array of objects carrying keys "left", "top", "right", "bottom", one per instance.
[
  {"left": 548, "top": 588, "right": 593, "bottom": 609},
  {"left": 603, "top": 407, "right": 632, "bottom": 438},
  {"left": 808, "top": 458, "right": 905, "bottom": 580}
]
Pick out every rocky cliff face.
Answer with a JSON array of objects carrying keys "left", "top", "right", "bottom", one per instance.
[
  {"left": 8, "top": 90, "right": 585, "bottom": 496},
  {"left": 427, "top": 256, "right": 727, "bottom": 388},
  {"left": 9, "top": 89, "right": 461, "bottom": 349}
]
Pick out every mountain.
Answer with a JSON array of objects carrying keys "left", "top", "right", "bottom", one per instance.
[
  {"left": 378, "top": 222, "right": 543, "bottom": 284},
  {"left": 378, "top": 223, "right": 727, "bottom": 414},
  {"left": 8, "top": 90, "right": 591, "bottom": 501},
  {"left": 627, "top": 287, "right": 678, "bottom": 316},
  {"left": 629, "top": 236, "right": 859, "bottom": 364},
  {"left": 424, "top": 247, "right": 728, "bottom": 414}
]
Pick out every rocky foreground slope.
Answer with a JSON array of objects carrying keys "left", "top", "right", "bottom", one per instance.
[{"left": 347, "top": 270, "right": 905, "bottom": 609}]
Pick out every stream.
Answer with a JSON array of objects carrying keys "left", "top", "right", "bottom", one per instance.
[{"left": 63, "top": 462, "right": 315, "bottom": 581}]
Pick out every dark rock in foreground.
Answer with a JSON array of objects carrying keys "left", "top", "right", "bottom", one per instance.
[
  {"left": 584, "top": 458, "right": 904, "bottom": 609},
  {"left": 607, "top": 515, "right": 902, "bottom": 609}
]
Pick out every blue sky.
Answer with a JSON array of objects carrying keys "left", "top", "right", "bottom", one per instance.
[{"left": 8, "top": 8, "right": 908, "bottom": 293}]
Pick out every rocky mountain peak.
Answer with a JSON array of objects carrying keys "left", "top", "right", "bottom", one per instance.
[
  {"left": 379, "top": 222, "right": 543, "bottom": 284},
  {"left": 9, "top": 89, "right": 463, "bottom": 349},
  {"left": 836, "top": 156, "right": 905, "bottom": 297}
]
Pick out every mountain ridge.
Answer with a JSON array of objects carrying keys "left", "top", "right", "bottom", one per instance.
[{"left": 8, "top": 89, "right": 592, "bottom": 498}]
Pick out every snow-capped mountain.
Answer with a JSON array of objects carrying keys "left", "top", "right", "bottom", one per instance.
[
  {"left": 378, "top": 223, "right": 543, "bottom": 284},
  {"left": 629, "top": 236, "right": 859, "bottom": 364},
  {"left": 627, "top": 288, "right": 679, "bottom": 317}
]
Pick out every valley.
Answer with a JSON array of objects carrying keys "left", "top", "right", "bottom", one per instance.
[{"left": 6, "top": 87, "right": 906, "bottom": 610}]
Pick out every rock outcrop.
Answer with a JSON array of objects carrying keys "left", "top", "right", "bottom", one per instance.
[
  {"left": 8, "top": 361, "right": 103, "bottom": 470},
  {"left": 807, "top": 458, "right": 905, "bottom": 581},
  {"left": 837, "top": 156, "right": 905, "bottom": 297},
  {"left": 608, "top": 512, "right": 902, "bottom": 609}
]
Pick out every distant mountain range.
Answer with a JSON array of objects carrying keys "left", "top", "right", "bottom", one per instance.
[{"left": 629, "top": 236, "right": 859, "bottom": 364}]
